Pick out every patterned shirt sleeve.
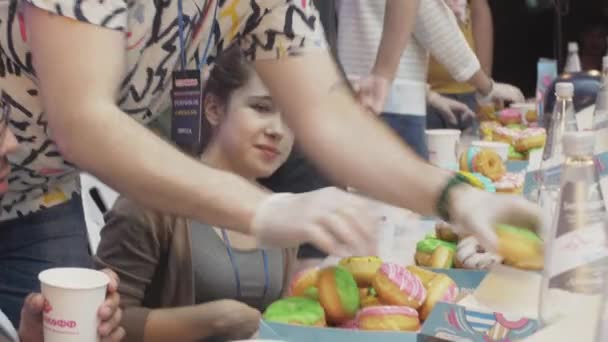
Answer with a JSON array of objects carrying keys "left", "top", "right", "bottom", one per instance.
[
  {"left": 24, "top": 0, "right": 128, "bottom": 31},
  {"left": 216, "top": 0, "right": 327, "bottom": 61}
]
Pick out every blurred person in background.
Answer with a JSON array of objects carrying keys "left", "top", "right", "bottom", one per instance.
[{"left": 427, "top": 0, "right": 495, "bottom": 131}]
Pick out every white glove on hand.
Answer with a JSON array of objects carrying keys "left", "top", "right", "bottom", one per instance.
[
  {"left": 479, "top": 81, "right": 525, "bottom": 104},
  {"left": 353, "top": 74, "right": 391, "bottom": 115},
  {"left": 251, "top": 187, "right": 380, "bottom": 256},
  {"left": 448, "top": 186, "right": 545, "bottom": 253},
  {"left": 427, "top": 91, "right": 476, "bottom": 125}
]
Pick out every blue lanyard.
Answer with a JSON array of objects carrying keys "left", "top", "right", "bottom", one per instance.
[
  {"left": 221, "top": 229, "right": 270, "bottom": 299},
  {"left": 177, "top": 0, "right": 219, "bottom": 70}
]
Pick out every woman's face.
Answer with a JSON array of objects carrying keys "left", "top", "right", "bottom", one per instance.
[{"left": 209, "top": 72, "right": 294, "bottom": 179}]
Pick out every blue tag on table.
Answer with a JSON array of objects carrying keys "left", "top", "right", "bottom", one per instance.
[{"left": 171, "top": 69, "right": 202, "bottom": 149}]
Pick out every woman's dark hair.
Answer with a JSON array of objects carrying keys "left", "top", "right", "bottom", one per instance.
[
  {"left": 203, "top": 44, "right": 252, "bottom": 105},
  {"left": 193, "top": 45, "right": 253, "bottom": 154}
]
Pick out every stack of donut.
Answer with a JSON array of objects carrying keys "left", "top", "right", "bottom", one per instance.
[
  {"left": 478, "top": 107, "right": 546, "bottom": 161},
  {"left": 459, "top": 147, "right": 525, "bottom": 194},
  {"left": 414, "top": 222, "right": 543, "bottom": 271},
  {"left": 263, "top": 258, "right": 459, "bottom": 332}
]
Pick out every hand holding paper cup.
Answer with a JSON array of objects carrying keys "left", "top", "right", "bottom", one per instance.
[{"left": 38, "top": 268, "right": 109, "bottom": 342}]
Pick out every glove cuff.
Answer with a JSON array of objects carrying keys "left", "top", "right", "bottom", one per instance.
[
  {"left": 250, "top": 192, "right": 294, "bottom": 237},
  {"left": 436, "top": 172, "right": 474, "bottom": 222},
  {"left": 476, "top": 79, "right": 495, "bottom": 103}
]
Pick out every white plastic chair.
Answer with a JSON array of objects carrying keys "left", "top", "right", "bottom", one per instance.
[{"left": 80, "top": 173, "right": 119, "bottom": 254}]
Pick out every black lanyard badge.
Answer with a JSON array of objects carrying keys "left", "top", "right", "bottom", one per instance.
[{"left": 171, "top": 69, "right": 202, "bottom": 151}]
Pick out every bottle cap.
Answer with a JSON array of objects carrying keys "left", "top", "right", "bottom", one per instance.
[
  {"left": 568, "top": 42, "right": 579, "bottom": 52},
  {"left": 555, "top": 82, "right": 574, "bottom": 98},
  {"left": 562, "top": 131, "right": 595, "bottom": 157}
]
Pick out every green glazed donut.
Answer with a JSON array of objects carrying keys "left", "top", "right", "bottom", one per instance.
[{"left": 263, "top": 297, "right": 326, "bottom": 326}]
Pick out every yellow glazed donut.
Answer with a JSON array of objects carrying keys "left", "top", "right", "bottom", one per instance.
[
  {"left": 515, "top": 128, "right": 546, "bottom": 152},
  {"left": 459, "top": 147, "right": 506, "bottom": 181},
  {"left": 406, "top": 265, "right": 437, "bottom": 287},
  {"left": 357, "top": 306, "right": 420, "bottom": 331},
  {"left": 339, "top": 256, "right": 383, "bottom": 287},
  {"left": 496, "top": 224, "right": 544, "bottom": 270},
  {"left": 419, "top": 274, "right": 459, "bottom": 321},
  {"left": 414, "top": 237, "right": 456, "bottom": 269}
]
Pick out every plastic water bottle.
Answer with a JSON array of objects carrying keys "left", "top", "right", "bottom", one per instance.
[
  {"left": 564, "top": 42, "right": 582, "bottom": 73},
  {"left": 595, "top": 265, "right": 608, "bottom": 341},
  {"left": 539, "top": 131, "right": 608, "bottom": 326},
  {"left": 593, "top": 56, "right": 608, "bottom": 130},
  {"left": 537, "top": 82, "right": 577, "bottom": 212}
]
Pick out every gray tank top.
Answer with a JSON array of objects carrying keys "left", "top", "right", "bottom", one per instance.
[{"left": 189, "top": 221, "right": 285, "bottom": 311}]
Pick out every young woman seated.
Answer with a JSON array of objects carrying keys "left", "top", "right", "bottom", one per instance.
[{"left": 95, "top": 45, "right": 298, "bottom": 342}]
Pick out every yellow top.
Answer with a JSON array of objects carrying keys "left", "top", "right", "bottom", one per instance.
[{"left": 428, "top": 2, "right": 476, "bottom": 94}]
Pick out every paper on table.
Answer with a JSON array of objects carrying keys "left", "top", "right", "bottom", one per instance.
[
  {"left": 473, "top": 264, "right": 542, "bottom": 319},
  {"left": 521, "top": 297, "right": 601, "bottom": 342}
]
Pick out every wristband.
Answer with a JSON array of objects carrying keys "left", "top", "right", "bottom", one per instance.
[{"left": 436, "top": 172, "right": 474, "bottom": 222}]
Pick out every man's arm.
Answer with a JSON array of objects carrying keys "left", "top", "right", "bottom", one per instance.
[
  {"left": 25, "top": 4, "right": 266, "bottom": 234},
  {"left": 470, "top": 0, "right": 494, "bottom": 75},
  {"left": 256, "top": 52, "right": 451, "bottom": 216}
]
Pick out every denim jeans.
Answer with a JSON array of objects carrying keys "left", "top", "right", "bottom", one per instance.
[
  {"left": 426, "top": 92, "right": 478, "bottom": 131},
  {"left": 381, "top": 113, "right": 429, "bottom": 160},
  {"left": 0, "top": 195, "right": 91, "bottom": 328}
]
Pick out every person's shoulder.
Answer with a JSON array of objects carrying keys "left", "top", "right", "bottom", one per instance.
[{"left": 105, "top": 196, "right": 187, "bottom": 238}]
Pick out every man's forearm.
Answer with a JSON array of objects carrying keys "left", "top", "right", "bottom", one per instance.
[
  {"left": 256, "top": 53, "right": 451, "bottom": 216},
  {"left": 471, "top": 0, "right": 494, "bottom": 75},
  {"left": 372, "top": 0, "right": 420, "bottom": 80},
  {"left": 57, "top": 104, "right": 266, "bottom": 234},
  {"left": 145, "top": 306, "right": 217, "bottom": 341}
]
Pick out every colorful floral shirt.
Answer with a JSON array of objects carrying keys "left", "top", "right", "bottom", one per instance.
[{"left": 0, "top": 0, "right": 325, "bottom": 220}]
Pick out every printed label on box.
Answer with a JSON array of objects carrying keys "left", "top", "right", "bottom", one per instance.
[{"left": 421, "top": 302, "right": 540, "bottom": 342}]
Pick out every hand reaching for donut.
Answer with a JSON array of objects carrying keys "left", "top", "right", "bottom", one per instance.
[{"left": 447, "top": 186, "right": 545, "bottom": 253}]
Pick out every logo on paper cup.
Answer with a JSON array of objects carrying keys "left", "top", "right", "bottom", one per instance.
[
  {"left": 42, "top": 299, "right": 78, "bottom": 333},
  {"left": 43, "top": 299, "right": 52, "bottom": 313}
]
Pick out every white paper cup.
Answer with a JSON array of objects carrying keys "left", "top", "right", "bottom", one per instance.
[
  {"left": 425, "top": 129, "right": 461, "bottom": 170},
  {"left": 39, "top": 268, "right": 109, "bottom": 342},
  {"left": 471, "top": 141, "right": 510, "bottom": 161}
]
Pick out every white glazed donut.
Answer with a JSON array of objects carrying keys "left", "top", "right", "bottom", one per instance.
[{"left": 456, "top": 236, "right": 503, "bottom": 270}]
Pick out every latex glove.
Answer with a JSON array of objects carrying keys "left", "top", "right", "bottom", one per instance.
[
  {"left": 448, "top": 186, "right": 545, "bottom": 253},
  {"left": 427, "top": 91, "right": 476, "bottom": 126},
  {"left": 353, "top": 73, "right": 391, "bottom": 115},
  {"left": 479, "top": 81, "right": 525, "bottom": 104},
  {"left": 251, "top": 187, "right": 379, "bottom": 257},
  {"left": 19, "top": 269, "right": 124, "bottom": 342}
]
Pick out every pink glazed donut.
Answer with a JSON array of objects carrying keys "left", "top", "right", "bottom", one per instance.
[
  {"left": 357, "top": 306, "right": 420, "bottom": 331},
  {"left": 498, "top": 108, "right": 522, "bottom": 125},
  {"left": 372, "top": 263, "right": 427, "bottom": 309}
]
